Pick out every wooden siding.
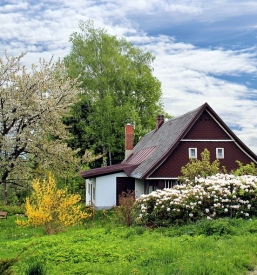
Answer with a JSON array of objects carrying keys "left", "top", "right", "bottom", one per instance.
[
  {"left": 149, "top": 141, "right": 254, "bottom": 178},
  {"left": 184, "top": 110, "right": 230, "bottom": 140}
]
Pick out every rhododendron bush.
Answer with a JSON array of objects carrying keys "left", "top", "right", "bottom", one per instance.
[{"left": 135, "top": 174, "right": 257, "bottom": 226}]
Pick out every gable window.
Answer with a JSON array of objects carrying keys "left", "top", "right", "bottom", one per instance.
[
  {"left": 216, "top": 148, "right": 224, "bottom": 159},
  {"left": 189, "top": 148, "right": 197, "bottom": 158}
]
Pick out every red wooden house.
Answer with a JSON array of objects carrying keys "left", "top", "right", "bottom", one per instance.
[{"left": 80, "top": 103, "right": 257, "bottom": 209}]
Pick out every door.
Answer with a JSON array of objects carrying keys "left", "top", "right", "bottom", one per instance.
[{"left": 116, "top": 177, "right": 135, "bottom": 206}]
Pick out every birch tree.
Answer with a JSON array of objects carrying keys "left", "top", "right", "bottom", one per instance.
[
  {"left": 64, "top": 20, "right": 168, "bottom": 166},
  {"left": 0, "top": 52, "right": 82, "bottom": 204}
]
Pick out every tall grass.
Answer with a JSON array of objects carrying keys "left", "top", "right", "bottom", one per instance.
[{"left": 1, "top": 215, "right": 257, "bottom": 274}]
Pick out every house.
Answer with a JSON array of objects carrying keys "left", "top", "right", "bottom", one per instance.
[{"left": 80, "top": 102, "right": 257, "bottom": 209}]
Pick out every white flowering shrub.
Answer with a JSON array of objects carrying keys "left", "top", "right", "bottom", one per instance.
[{"left": 135, "top": 174, "right": 257, "bottom": 226}]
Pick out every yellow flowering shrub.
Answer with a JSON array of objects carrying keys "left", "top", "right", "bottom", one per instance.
[{"left": 16, "top": 175, "right": 89, "bottom": 234}]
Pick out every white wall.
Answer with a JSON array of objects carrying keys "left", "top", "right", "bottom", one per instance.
[
  {"left": 95, "top": 172, "right": 128, "bottom": 210},
  {"left": 86, "top": 174, "right": 146, "bottom": 210},
  {"left": 135, "top": 178, "right": 144, "bottom": 198}
]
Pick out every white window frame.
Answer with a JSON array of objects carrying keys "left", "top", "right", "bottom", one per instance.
[
  {"left": 216, "top": 148, "right": 224, "bottom": 159},
  {"left": 189, "top": 148, "right": 197, "bottom": 159}
]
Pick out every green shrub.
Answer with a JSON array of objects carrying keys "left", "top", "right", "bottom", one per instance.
[
  {"left": 197, "top": 219, "right": 236, "bottom": 236},
  {"left": 0, "top": 204, "right": 26, "bottom": 215},
  {"left": 232, "top": 160, "right": 257, "bottom": 176},
  {"left": 24, "top": 260, "right": 47, "bottom": 275},
  {"left": 113, "top": 190, "right": 136, "bottom": 226}
]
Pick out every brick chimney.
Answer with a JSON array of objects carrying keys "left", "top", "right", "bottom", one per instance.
[
  {"left": 156, "top": 115, "right": 164, "bottom": 129},
  {"left": 125, "top": 124, "right": 133, "bottom": 159}
]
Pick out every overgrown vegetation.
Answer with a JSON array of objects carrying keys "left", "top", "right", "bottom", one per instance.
[
  {"left": 113, "top": 190, "right": 136, "bottom": 226},
  {"left": 2, "top": 215, "right": 257, "bottom": 274}
]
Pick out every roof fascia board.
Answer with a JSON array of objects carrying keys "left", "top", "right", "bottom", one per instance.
[
  {"left": 140, "top": 103, "right": 207, "bottom": 179},
  {"left": 181, "top": 139, "right": 233, "bottom": 142}
]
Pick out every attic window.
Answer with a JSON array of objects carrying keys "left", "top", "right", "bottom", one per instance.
[
  {"left": 216, "top": 148, "right": 224, "bottom": 159},
  {"left": 189, "top": 148, "right": 197, "bottom": 158}
]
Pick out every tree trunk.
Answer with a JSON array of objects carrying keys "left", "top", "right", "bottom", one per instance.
[
  {"left": 102, "top": 145, "right": 107, "bottom": 167},
  {"left": 109, "top": 150, "right": 112, "bottom": 166},
  {"left": 3, "top": 181, "right": 7, "bottom": 205}
]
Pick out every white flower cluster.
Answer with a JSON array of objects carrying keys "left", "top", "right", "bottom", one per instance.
[{"left": 135, "top": 174, "right": 257, "bottom": 225}]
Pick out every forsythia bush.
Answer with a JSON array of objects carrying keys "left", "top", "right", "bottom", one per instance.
[
  {"left": 135, "top": 174, "right": 257, "bottom": 226},
  {"left": 16, "top": 175, "right": 89, "bottom": 234}
]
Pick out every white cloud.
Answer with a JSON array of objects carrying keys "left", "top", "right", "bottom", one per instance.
[{"left": 0, "top": 0, "right": 257, "bottom": 154}]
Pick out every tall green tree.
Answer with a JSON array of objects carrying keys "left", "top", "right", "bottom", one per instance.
[{"left": 64, "top": 20, "right": 168, "bottom": 166}]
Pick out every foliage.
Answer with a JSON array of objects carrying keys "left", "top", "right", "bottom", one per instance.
[
  {"left": 16, "top": 175, "right": 89, "bottom": 234},
  {"left": 0, "top": 203, "right": 25, "bottom": 215},
  {"left": 135, "top": 174, "right": 257, "bottom": 227},
  {"left": 2, "top": 216, "right": 257, "bottom": 274},
  {"left": 113, "top": 190, "right": 136, "bottom": 226},
  {"left": 0, "top": 52, "right": 84, "bottom": 204},
  {"left": 24, "top": 260, "right": 47, "bottom": 275},
  {"left": 179, "top": 149, "right": 220, "bottom": 182},
  {"left": 232, "top": 160, "right": 257, "bottom": 176},
  {"left": 0, "top": 243, "right": 35, "bottom": 275},
  {"left": 64, "top": 20, "right": 169, "bottom": 166}
]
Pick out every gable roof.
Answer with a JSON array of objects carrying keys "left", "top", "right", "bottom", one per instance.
[{"left": 81, "top": 102, "right": 257, "bottom": 180}]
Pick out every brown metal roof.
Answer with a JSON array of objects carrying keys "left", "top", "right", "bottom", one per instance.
[
  {"left": 80, "top": 163, "right": 139, "bottom": 179},
  {"left": 123, "top": 146, "right": 156, "bottom": 165}
]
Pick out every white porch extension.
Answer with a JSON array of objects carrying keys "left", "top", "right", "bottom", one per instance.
[{"left": 86, "top": 172, "right": 144, "bottom": 210}]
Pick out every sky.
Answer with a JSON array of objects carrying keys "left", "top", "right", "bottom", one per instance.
[{"left": 1, "top": 0, "right": 257, "bottom": 153}]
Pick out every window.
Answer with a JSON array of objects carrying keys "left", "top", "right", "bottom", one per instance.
[
  {"left": 88, "top": 183, "right": 90, "bottom": 195},
  {"left": 189, "top": 148, "right": 197, "bottom": 158},
  {"left": 216, "top": 148, "right": 224, "bottom": 159},
  {"left": 165, "top": 180, "right": 179, "bottom": 188},
  {"left": 93, "top": 187, "right": 95, "bottom": 200}
]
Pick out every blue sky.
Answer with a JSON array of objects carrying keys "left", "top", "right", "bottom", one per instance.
[{"left": 1, "top": 0, "right": 257, "bottom": 153}]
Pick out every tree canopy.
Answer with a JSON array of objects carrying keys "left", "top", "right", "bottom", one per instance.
[
  {"left": 64, "top": 20, "right": 168, "bottom": 166},
  {"left": 0, "top": 52, "right": 83, "bottom": 203}
]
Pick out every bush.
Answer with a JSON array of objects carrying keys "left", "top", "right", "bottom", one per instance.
[
  {"left": 135, "top": 174, "right": 257, "bottom": 226},
  {"left": 0, "top": 204, "right": 26, "bottom": 215},
  {"left": 24, "top": 260, "right": 47, "bottom": 275},
  {"left": 179, "top": 149, "right": 220, "bottom": 182},
  {"left": 16, "top": 175, "right": 90, "bottom": 234},
  {"left": 232, "top": 160, "right": 257, "bottom": 176},
  {"left": 113, "top": 190, "right": 136, "bottom": 226}
]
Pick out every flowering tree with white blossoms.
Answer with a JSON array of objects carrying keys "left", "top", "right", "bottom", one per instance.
[
  {"left": 0, "top": 52, "right": 83, "bottom": 204},
  {"left": 135, "top": 174, "right": 257, "bottom": 226}
]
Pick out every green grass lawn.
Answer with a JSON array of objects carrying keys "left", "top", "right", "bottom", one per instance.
[{"left": 1, "top": 214, "right": 257, "bottom": 274}]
